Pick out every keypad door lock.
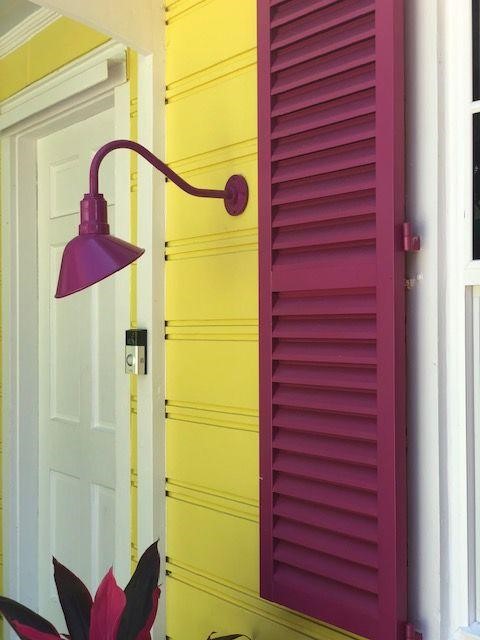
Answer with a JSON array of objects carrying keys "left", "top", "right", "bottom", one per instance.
[{"left": 125, "top": 329, "right": 147, "bottom": 375}]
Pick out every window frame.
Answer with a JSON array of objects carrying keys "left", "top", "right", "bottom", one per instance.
[{"left": 444, "top": 0, "right": 479, "bottom": 630}]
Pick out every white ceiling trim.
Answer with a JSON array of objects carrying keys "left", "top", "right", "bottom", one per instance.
[
  {"left": 0, "top": 40, "right": 126, "bottom": 131},
  {"left": 0, "top": 7, "right": 61, "bottom": 58}
]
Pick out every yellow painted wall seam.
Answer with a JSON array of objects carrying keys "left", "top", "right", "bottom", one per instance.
[
  {"left": 166, "top": 399, "right": 258, "bottom": 418},
  {"left": 127, "top": 47, "right": 139, "bottom": 569},
  {"left": 166, "top": 319, "right": 258, "bottom": 326},
  {"left": 167, "top": 140, "right": 257, "bottom": 175},
  {"left": 167, "top": 479, "right": 258, "bottom": 509},
  {"left": 166, "top": 49, "right": 256, "bottom": 100},
  {"left": 166, "top": 408, "right": 258, "bottom": 431},
  {"left": 166, "top": 0, "right": 212, "bottom": 23}
]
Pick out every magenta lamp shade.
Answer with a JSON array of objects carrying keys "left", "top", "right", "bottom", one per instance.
[
  {"left": 55, "top": 140, "right": 248, "bottom": 298},
  {"left": 55, "top": 193, "right": 144, "bottom": 298}
]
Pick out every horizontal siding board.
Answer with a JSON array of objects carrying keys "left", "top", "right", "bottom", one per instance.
[{"left": 258, "top": 0, "right": 407, "bottom": 637}]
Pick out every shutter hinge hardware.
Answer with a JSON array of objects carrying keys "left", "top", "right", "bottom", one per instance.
[
  {"left": 405, "top": 623, "right": 422, "bottom": 640},
  {"left": 405, "top": 273, "right": 424, "bottom": 290},
  {"left": 403, "top": 222, "right": 421, "bottom": 252}
]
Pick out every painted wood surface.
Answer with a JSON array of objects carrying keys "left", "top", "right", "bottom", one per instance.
[
  {"left": 257, "top": 1, "right": 407, "bottom": 639},
  {"left": 0, "top": 18, "right": 114, "bottom": 612},
  {"left": 37, "top": 108, "right": 117, "bottom": 626},
  {"left": 165, "top": 1, "right": 360, "bottom": 638},
  {"left": 0, "top": 17, "right": 109, "bottom": 102}
]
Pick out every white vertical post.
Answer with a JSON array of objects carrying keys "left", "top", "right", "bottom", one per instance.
[{"left": 136, "top": 4, "right": 166, "bottom": 638}]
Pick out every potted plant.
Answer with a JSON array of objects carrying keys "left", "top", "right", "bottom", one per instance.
[
  {"left": 0, "top": 542, "right": 160, "bottom": 640},
  {"left": 0, "top": 543, "right": 250, "bottom": 640}
]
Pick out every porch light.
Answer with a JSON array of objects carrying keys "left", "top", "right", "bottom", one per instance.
[{"left": 55, "top": 139, "right": 249, "bottom": 298}]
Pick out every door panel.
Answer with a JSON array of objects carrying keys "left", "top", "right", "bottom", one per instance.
[{"left": 37, "top": 109, "right": 118, "bottom": 627}]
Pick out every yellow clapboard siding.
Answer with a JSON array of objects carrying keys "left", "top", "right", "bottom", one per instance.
[
  {"left": 165, "top": 155, "right": 258, "bottom": 242},
  {"left": 166, "top": 339, "right": 258, "bottom": 412},
  {"left": 166, "top": 0, "right": 256, "bottom": 85},
  {"left": 167, "top": 497, "right": 259, "bottom": 593},
  {"left": 166, "top": 418, "right": 258, "bottom": 502},
  {"left": 166, "top": 65, "right": 257, "bottom": 163},
  {"left": 166, "top": 573, "right": 361, "bottom": 640},
  {"left": 165, "top": 0, "right": 356, "bottom": 637},
  {"left": 166, "top": 248, "right": 258, "bottom": 321},
  {"left": 0, "top": 47, "right": 28, "bottom": 100},
  {"left": 0, "top": 17, "right": 109, "bottom": 102}
]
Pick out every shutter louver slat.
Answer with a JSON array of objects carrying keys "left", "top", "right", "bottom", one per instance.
[
  {"left": 271, "top": 18, "right": 375, "bottom": 73},
  {"left": 258, "top": 0, "right": 407, "bottom": 638},
  {"left": 271, "top": 0, "right": 341, "bottom": 29},
  {"left": 274, "top": 496, "right": 378, "bottom": 544},
  {"left": 271, "top": 0, "right": 375, "bottom": 51},
  {"left": 271, "top": 91, "right": 376, "bottom": 140}
]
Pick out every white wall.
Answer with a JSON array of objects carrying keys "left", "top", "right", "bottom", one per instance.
[
  {"left": 406, "top": 0, "right": 443, "bottom": 637},
  {"left": 30, "top": 0, "right": 157, "bottom": 53},
  {"left": 406, "top": 0, "right": 480, "bottom": 637}
]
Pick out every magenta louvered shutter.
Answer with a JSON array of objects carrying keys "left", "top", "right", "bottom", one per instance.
[{"left": 258, "top": 1, "right": 407, "bottom": 639}]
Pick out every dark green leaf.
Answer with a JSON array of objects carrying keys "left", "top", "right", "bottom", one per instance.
[
  {"left": 116, "top": 542, "right": 160, "bottom": 640},
  {"left": 53, "top": 558, "right": 92, "bottom": 640},
  {"left": 0, "top": 596, "right": 59, "bottom": 640}
]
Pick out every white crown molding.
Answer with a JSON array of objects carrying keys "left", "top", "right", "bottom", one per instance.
[
  {"left": 0, "top": 7, "right": 61, "bottom": 58},
  {"left": 0, "top": 40, "right": 126, "bottom": 131}
]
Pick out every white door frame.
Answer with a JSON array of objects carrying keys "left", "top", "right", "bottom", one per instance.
[{"left": 0, "top": 39, "right": 163, "bottom": 618}]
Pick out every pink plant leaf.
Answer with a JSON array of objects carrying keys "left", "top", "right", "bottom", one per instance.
[
  {"left": 11, "top": 621, "right": 62, "bottom": 640},
  {"left": 89, "top": 569, "right": 126, "bottom": 640},
  {"left": 134, "top": 587, "right": 160, "bottom": 640}
]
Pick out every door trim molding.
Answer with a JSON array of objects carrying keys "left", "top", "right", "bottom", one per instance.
[
  {"left": 0, "top": 41, "right": 155, "bottom": 611},
  {"left": 136, "top": 49, "right": 166, "bottom": 638}
]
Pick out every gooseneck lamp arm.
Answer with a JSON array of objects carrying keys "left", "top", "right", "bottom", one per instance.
[
  {"left": 55, "top": 139, "right": 249, "bottom": 298},
  {"left": 89, "top": 139, "right": 248, "bottom": 215}
]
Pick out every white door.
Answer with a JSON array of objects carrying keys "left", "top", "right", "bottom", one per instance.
[{"left": 37, "top": 109, "right": 120, "bottom": 627}]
